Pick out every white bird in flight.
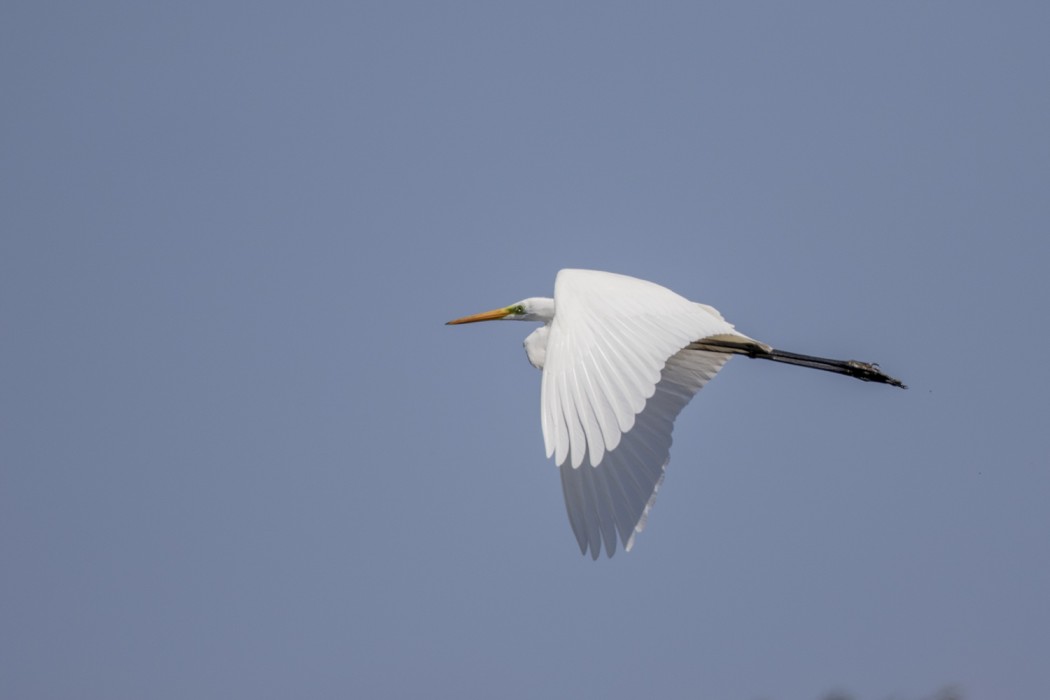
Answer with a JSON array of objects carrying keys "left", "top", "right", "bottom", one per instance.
[{"left": 447, "top": 269, "right": 905, "bottom": 559}]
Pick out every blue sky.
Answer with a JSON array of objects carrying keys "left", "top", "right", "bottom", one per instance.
[{"left": 2, "top": 3, "right": 1048, "bottom": 699}]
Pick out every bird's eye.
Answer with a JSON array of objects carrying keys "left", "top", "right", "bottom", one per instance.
[{"left": 508, "top": 304, "right": 526, "bottom": 315}]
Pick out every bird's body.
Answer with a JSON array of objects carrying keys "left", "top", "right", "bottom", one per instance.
[{"left": 447, "top": 269, "right": 904, "bottom": 559}]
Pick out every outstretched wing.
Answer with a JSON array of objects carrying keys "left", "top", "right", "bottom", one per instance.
[
  {"left": 559, "top": 347, "right": 730, "bottom": 558},
  {"left": 541, "top": 269, "right": 741, "bottom": 468},
  {"left": 541, "top": 269, "right": 751, "bottom": 557}
]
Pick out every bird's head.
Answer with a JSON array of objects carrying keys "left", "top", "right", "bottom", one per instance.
[{"left": 446, "top": 297, "right": 555, "bottom": 325}]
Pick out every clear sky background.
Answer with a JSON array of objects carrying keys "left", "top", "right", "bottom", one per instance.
[{"left": 2, "top": 3, "right": 1048, "bottom": 699}]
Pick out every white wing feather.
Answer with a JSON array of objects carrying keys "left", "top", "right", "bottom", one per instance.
[
  {"left": 558, "top": 346, "right": 731, "bottom": 558},
  {"left": 541, "top": 269, "right": 752, "bottom": 558},
  {"left": 541, "top": 269, "right": 742, "bottom": 468}
]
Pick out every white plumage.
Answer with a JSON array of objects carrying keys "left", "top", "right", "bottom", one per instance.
[
  {"left": 539, "top": 271, "right": 746, "bottom": 557},
  {"left": 541, "top": 269, "right": 743, "bottom": 470},
  {"left": 557, "top": 343, "right": 729, "bottom": 557},
  {"left": 450, "top": 269, "right": 752, "bottom": 558},
  {"left": 447, "top": 268, "right": 904, "bottom": 559}
]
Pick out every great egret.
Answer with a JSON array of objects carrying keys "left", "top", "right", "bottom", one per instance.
[{"left": 447, "top": 269, "right": 904, "bottom": 559}]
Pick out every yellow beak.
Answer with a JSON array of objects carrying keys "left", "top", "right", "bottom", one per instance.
[{"left": 446, "top": 307, "right": 512, "bottom": 325}]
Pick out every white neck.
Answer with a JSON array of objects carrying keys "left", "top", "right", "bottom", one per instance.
[{"left": 519, "top": 297, "right": 555, "bottom": 323}]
